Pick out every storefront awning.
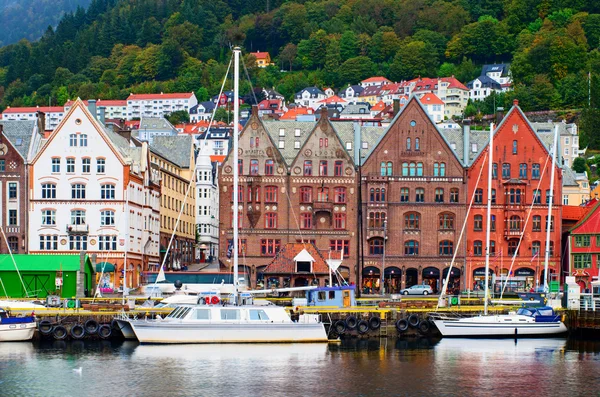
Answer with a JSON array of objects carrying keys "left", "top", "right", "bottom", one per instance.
[
  {"left": 96, "top": 262, "right": 116, "bottom": 272},
  {"left": 515, "top": 268, "right": 535, "bottom": 276},
  {"left": 473, "top": 267, "right": 494, "bottom": 276}
]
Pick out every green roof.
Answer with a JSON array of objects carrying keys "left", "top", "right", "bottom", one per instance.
[{"left": 0, "top": 255, "right": 88, "bottom": 271}]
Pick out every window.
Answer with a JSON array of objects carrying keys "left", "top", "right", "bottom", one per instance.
[
  {"left": 532, "top": 216, "right": 542, "bottom": 232},
  {"left": 532, "top": 241, "right": 541, "bottom": 256},
  {"left": 508, "top": 240, "right": 519, "bottom": 256},
  {"left": 265, "top": 186, "right": 277, "bottom": 203},
  {"left": 492, "top": 163, "right": 498, "bottom": 179},
  {"left": 406, "top": 138, "right": 411, "bottom": 151},
  {"left": 404, "top": 240, "right": 419, "bottom": 255},
  {"left": 502, "top": 163, "right": 510, "bottom": 179},
  {"left": 264, "top": 160, "right": 274, "bottom": 175},
  {"left": 402, "top": 162, "right": 408, "bottom": 176},
  {"left": 238, "top": 159, "right": 243, "bottom": 174},
  {"left": 532, "top": 163, "right": 540, "bottom": 179},
  {"left": 439, "top": 241, "right": 453, "bottom": 256},
  {"left": 334, "top": 187, "right": 346, "bottom": 203},
  {"left": 67, "top": 158, "right": 75, "bottom": 173},
  {"left": 42, "top": 210, "right": 56, "bottom": 225},
  {"left": 265, "top": 213, "right": 277, "bottom": 229},
  {"left": 434, "top": 163, "right": 446, "bottom": 176},
  {"left": 39, "top": 235, "right": 58, "bottom": 251},
  {"left": 509, "top": 216, "right": 521, "bottom": 231},
  {"left": 71, "top": 184, "right": 86, "bottom": 199},
  {"left": 300, "top": 213, "right": 312, "bottom": 229},
  {"left": 575, "top": 235, "right": 590, "bottom": 247},
  {"left": 415, "top": 188, "right": 425, "bottom": 202},
  {"left": 490, "top": 240, "right": 496, "bottom": 255},
  {"left": 0, "top": 160, "right": 4, "bottom": 172},
  {"left": 369, "top": 212, "right": 386, "bottom": 228},
  {"left": 220, "top": 310, "right": 241, "bottom": 320},
  {"left": 548, "top": 241, "right": 554, "bottom": 256},
  {"left": 380, "top": 161, "right": 392, "bottom": 176},
  {"left": 334, "top": 161, "right": 343, "bottom": 176},
  {"left": 82, "top": 158, "right": 91, "bottom": 173},
  {"left": 8, "top": 210, "right": 17, "bottom": 225},
  {"left": 473, "top": 241, "right": 483, "bottom": 256},
  {"left": 519, "top": 163, "right": 527, "bottom": 179},
  {"left": 474, "top": 215, "right": 483, "bottom": 231},
  {"left": 491, "top": 189, "right": 496, "bottom": 204},
  {"left": 52, "top": 158, "right": 61, "bottom": 173},
  {"left": 249, "top": 309, "right": 270, "bottom": 321},
  {"left": 7, "top": 236, "right": 18, "bottom": 252},
  {"left": 319, "top": 160, "right": 328, "bottom": 176},
  {"left": 100, "top": 210, "right": 115, "bottom": 226},
  {"left": 370, "top": 188, "right": 386, "bottom": 202},
  {"left": 435, "top": 188, "right": 444, "bottom": 203},
  {"left": 546, "top": 190, "right": 554, "bottom": 204},
  {"left": 250, "top": 160, "right": 259, "bottom": 175},
  {"left": 42, "top": 184, "right": 56, "bottom": 199},
  {"left": 533, "top": 189, "right": 542, "bottom": 204},
  {"left": 415, "top": 138, "right": 420, "bottom": 151},
  {"left": 304, "top": 160, "right": 312, "bottom": 176},
  {"left": 70, "top": 210, "right": 86, "bottom": 225},
  {"left": 300, "top": 187, "right": 312, "bottom": 203},
  {"left": 98, "top": 235, "right": 117, "bottom": 251},
  {"left": 8, "top": 182, "right": 17, "bottom": 199},
  {"left": 404, "top": 212, "right": 420, "bottom": 230},
  {"left": 69, "top": 134, "right": 77, "bottom": 146},
  {"left": 513, "top": 140, "right": 518, "bottom": 154},
  {"left": 330, "top": 240, "right": 350, "bottom": 257},
  {"left": 439, "top": 213, "right": 454, "bottom": 230},
  {"left": 101, "top": 184, "right": 115, "bottom": 200},
  {"left": 261, "top": 239, "right": 281, "bottom": 255},
  {"left": 448, "top": 188, "right": 458, "bottom": 203},
  {"left": 334, "top": 213, "right": 346, "bottom": 229},
  {"left": 574, "top": 254, "right": 592, "bottom": 268},
  {"left": 474, "top": 189, "right": 483, "bottom": 204},
  {"left": 369, "top": 238, "right": 384, "bottom": 255},
  {"left": 79, "top": 134, "right": 88, "bottom": 147},
  {"left": 97, "top": 158, "right": 105, "bottom": 173},
  {"left": 417, "top": 162, "right": 423, "bottom": 176},
  {"left": 69, "top": 235, "right": 88, "bottom": 251},
  {"left": 400, "top": 188, "right": 409, "bottom": 202},
  {"left": 509, "top": 188, "right": 522, "bottom": 204}
]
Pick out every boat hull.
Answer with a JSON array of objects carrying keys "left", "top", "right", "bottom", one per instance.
[
  {"left": 432, "top": 315, "right": 568, "bottom": 337},
  {"left": 0, "top": 322, "right": 36, "bottom": 342},
  {"left": 129, "top": 321, "right": 328, "bottom": 344},
  {"left": 114, "top": 319, "right": 137, "bottom": 340}
]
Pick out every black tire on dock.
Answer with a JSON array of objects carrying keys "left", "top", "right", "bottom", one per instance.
[
  {"left": 39, "top": 320, "right": 53, "bottom": 335},
  {"left": 357, "top": 320, "right": 369, "bottom": 334},
  {"left": 84, "top": 319, "right": 99, "bottom": 335},
  {"left": 418, "top": 320, "right": 431, "bottom": 334},
  {"left": 334, "top": 320, "right": 347, "bottom": 335},
  {"left": 368, "top": 316, "right": 381, "bottom": 330},
  {"left": 70, "top": 324, "right": 85, "bottom": 340},
  {"left": 408, "top": 314, "right": 420, "bottom": 328},
  {"left": 396, "top": 319, "right": 409, "bottom": 333},
  {"left": 345, "top": 315, "right": 358, "bottom": 329},
  {"left": 98, "top": 324, "right": 112, "bottom": 339},
  {"left": 53, "top": 325, "right": 68, "bottom": 340}
]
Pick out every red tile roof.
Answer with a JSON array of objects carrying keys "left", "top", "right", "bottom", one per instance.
[
  {"left": 441, "top": 76, "right": 468, "bottom": 91},
  {"left": 371, "top": 101, "right": 386, "bottom": 112},
  {"left": 419, "top": 93, "right": 444, "bottom": 105},
  {"left": 210, "top": 155, "right": 226, "bottom": 163},
  {"left": 3, "top": 106, "right": 63, "bottom": 114},
  {"left": 318, "top": 95, "right": 347, "bottom": 104},
  {"left": 280, "top": 107, "right": 313, "bottom": 120},
  {"left": 64, "top": 99, "right": 127, "bottom": 107},
  {"left": 251, "top": 51, "right": 270, "bottom": 60},
  {"left": 562, "top": 205, "right": 591, "bottom": 221},
  {"left": 362, "top": 76, "right": 392, "bottom": 84},
  {"left": 127, "top": 92, "right": 194, "bottom": 100},
  {"left": 264, "top": 243, "right": 333, "bottom": 274}
]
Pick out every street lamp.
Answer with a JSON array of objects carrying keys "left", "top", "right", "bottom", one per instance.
[{"left": 382, "top": 220, "right": 387, "bottom": 296}]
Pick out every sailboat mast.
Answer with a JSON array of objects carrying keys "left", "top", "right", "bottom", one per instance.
[
  {"left": 543, "top": 125, "right": 558, "bottom": 293},
  {"left": 484, "top": 123, "right": 494, "bottom": 315},
  {"left": 232, "top": 46, "right": 241, "bottom": 304}
]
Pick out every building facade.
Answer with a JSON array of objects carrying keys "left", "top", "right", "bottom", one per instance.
[
  {"left": 567, "top": 201, "right": 600, "bottom": 291},
  {"left": 361, "top": 97, "right": 467, "bottom": 294},
  {"left": 127, "top": 92, "right": 198, "bottom": 120},
  {"left": 2, "top": 106, "right": 64, "bottom": 131},
  {"left": 195, "top": 149, "right": 219, "bottom": 264}
]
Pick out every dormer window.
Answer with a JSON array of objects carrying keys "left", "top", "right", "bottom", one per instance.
[{"left": 294, "top": 248, "right": 315, "bottom": 273}]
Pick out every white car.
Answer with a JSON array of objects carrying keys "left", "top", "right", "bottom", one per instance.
[{"left": 400, "top": 284, "right": 434, "bottom": 295}]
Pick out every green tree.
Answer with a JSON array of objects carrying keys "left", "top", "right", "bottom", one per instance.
[
  {"left": 166, "top": 110, "right": 190, "bottom": 125},
  {"left": 339, "top": 30, "right": 359, "bottom": 62},
  {"left": 279, "top": 43, "right": 298, "bottom": 71},
  {"left": 573, "top": 157, "right": 587, "bottom": 172},
  {"left": 337, "top": 56, "right": 375, "bottom": 84},
  {"left": 389, "top": 40, "right": 438, "bottom": 81}
]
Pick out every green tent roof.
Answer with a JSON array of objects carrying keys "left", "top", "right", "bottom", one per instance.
[
  {"left": 0, "top": 254, "right": 89, "bottom": 271},
  {"left": 96, "top": 262, "right": 116, "bottom": 272}
]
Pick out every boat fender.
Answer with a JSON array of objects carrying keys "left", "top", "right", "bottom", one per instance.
[
  {"left": 98, "top": 324, "right": 112, "bottom": 339},
  {"left": 70, "top": 324, "right": 85, "bottom": 340},
  {"left": 334, "top": 320, "right": 347, "bottom": 335},
  {"left": 66, "top": 299, "right": 77, "bottom": 309},
  {"left": 357, "top": 320, "right": 369, "bottom": 334},
  {"left": 53, "top": 325, "right": 68, "bottom": 340},
  {"left": 368, "top": 316, "right": 381, "bottom": 330},
  {"left": 418, "top": 320, "right": 431, "bottom": 333},
  {"left": 211, "top": 296, "right": 220, "bottom": 305},
  {"left": 39, "top": 320, "right": 54, "bottom": 335},
  {"left": 84, "top": 319, "right": 99, "bottom": 335},
  {"left": 205, "top": 297, "right": 211, "bottom": 305},
  {"left": 395, "top": 319, "right": 409, "bottom": 332},
  {"left": 345, "top": 315, "right": 358, "bottom": 329},
  {"left": 408, "top": 313, "right": 420, "bottom": 327}
]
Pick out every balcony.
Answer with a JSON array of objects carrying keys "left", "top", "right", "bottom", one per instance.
[
  {"left": 504, "top": 229, "right": 523, "bottom": 238},
  {"left": 66, "top": 224, "right": 89, "bottom": 234},
  {"left": 313, "top": 200, "right": 333, "bottom": 213}
]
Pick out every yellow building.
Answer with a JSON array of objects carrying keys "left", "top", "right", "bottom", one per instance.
[
  {"left": 563, "top": 167, "right": 591, "bottom": 206},
  {"left": 150, "top": 136, "right": 196, "bottom": 269},
  {"left": 251, "top": 51, "right": 273, "bottom": 68}
]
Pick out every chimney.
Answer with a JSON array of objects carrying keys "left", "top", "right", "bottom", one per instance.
[
  {"left": 99, "top": 106, "right": 106, "bottom": 125},
  {"left": 463, "top": 119, "right": 471, "bottom": 167},
  {"left": 496, "top": 107, "right": 504, "bottom": 125},
  {"left": 36, "top": 111, "right": 46, "bottom": 134},
  {"left": 320, "top": 106, "right": 328, "bottom": 119},
  {"left": 393, "top": 99, "right": 400, "bottom": 116},
  {"left": 88, "top": 99, "right": 97, "bottom": 120},
  {"left": 251, "top": 104, "right": 258, "bottom": 117}
]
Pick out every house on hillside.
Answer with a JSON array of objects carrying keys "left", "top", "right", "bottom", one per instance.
[
  {"left": 418, "top": 93, "right": 445, "bottom": 122},
  {"left": 467, "top": 75, "right": 503, "bottom": 102},
  {"left": 294, "top": 87, "right": 327, "bottom": 110},
  {"left": 189, "top": 101, "right": 216, "bottom": 123},
  {"left": 481, "top": 63, "right": 512, "bottom": 90},
  {"left": 250, "top": 51, "right": 273, "bottom": 68},
  {"left": 360, "top": 76, "right": 392, "bottom": 88},
  {"left": 339, "top": 85, "right": 364, "bottom": 102}
]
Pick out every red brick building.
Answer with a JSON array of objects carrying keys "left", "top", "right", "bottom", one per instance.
[
  {"left": 360, "top": 97, "right": 467, "bottom": 294},
  {"left": 465, "top": 101, "right": 562, "bottom": 293},
  {"left": 567, "top": 201, "right": 600, "bottom": 291},
  {"left": 219, "top": 107, "right": 357, "bottom": 288}
]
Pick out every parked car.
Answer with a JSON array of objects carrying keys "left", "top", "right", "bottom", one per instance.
[{"left": 400, "top": 284, "right": 433, "bottom": 295}]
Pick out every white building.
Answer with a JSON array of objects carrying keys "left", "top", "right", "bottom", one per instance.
[
  {"left": 338, "top": 85, "right": 364, "bottom": 103},
  {"left": 65, "top": 99, "right": 128, "bottom": 120},
  {"left": 1, "top": 106, "right": 65, "bottom": 131},
  {"left": 195, "top": 147, "right": 219, "bottom": 264},
  {"left": 127, "top": 92, "right": 198, "bottom": 120},
  {"left": 418, "top": 93, "right": 445, "bottom": 123},
  {"left": 136, "top": 117, "right": 178, "bottom": 144},
  {"left": 294, "top": 87, "right": 327, "bottom": 110},
  {"left": 28, "top": 99, "right": 160, "bottom": 290},
  {"left": 189, "top": 101, "right": 216, "bottom": 122},
  {"left": 532, "top": 121, "right": 581, "bottom": 167},
  {"left": 360, "top": 76, "right": 391, "bottom": 88},
  {"left": 481, "top": 63, "right": 512, "bottom": 90}
]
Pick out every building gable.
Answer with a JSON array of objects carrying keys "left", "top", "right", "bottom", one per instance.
[{"left": 570, "top": 202, "right": 600, "bottom": 234}]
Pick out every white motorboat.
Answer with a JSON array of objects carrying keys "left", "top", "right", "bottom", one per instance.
[
  {"left": 431, "top": 306, "right": 567, "bottom": 337},
  {"left": 0, "top": 308, "right": 36, "bottom": 342}
]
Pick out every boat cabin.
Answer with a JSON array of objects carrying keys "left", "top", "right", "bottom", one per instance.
[
  {"left": 305, "top": 286, "right": 356, "bottom": 308},
  {"left": 516, "top": 306, "right": 561, "bottom": 323}
]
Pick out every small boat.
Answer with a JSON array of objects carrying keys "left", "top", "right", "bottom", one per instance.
[
  {"left": 0, "top": 308, "right": 36, "bottom": 342},
  {"left": 431, "top": 306, "right": 567, "bottom": 337}
]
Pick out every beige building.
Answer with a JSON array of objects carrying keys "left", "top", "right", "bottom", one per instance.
[
  {"left": 563, "top": 167, "right": 590, "bottom": 206},
  {"left": 150, "top": 136, "right": 197, "bottom": 269}
]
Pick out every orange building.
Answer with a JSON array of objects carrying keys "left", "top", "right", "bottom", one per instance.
[{"left": 250, "top": 51, "right": 273, "bottom": 68}]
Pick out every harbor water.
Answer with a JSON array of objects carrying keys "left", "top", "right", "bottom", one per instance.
[{"left": 1, "top": 338, "right": 599, "bottom": 396}]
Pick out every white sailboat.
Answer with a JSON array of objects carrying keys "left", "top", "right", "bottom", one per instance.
[
  {"left": 432, "top": 124, "right": 567, "bottom": 337},
  {"left": 125, "top": 47, "right": 328, "bottom": 344}
]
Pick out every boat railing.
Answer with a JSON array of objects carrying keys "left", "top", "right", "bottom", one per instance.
[{"left": 428, "top": 312, "right": 474, "bottom": 321}]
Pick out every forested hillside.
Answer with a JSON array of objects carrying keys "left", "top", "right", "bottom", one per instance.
[
  {"left": 0, "top": 0, "right": 599, "bottom": 120},
  {"left": 0, "top": 0, "right": 92, "bottom": 46}
]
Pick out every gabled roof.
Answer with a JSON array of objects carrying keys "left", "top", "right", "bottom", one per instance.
[
  {"left": 127, "top": 92, "right": 194, "bottom": 100},
  {"left": 360, "top": 85, "right": 382, "bottom": 96},
  {"left": 569, "top": 201, "right": 600, "bottom": 233},
  {"left": 151, "top": 135, "right": 193, "bottom": 168},
  {"left": 563, "top": 205, "right": 592, "bottom": 223},
  {"left": 482, "top": 63, "right": 510, "bottom": 76},
  {"left": 0, "top": 120, "right": 36, "bottom": 160},
  {"left": 263, "top": 243, "right": 330, "bottom": 274},
  {"left": 419, "top": 93, "right": 444, "bottom": 106},
  {"left": 280, "top": 107, "right": 313, "bottom": 120},
  {"left": 441, "top": 76, "right": 468, "bottom": 90},
  {"left": 467, "top": 75, "right": 502, "bottom": 90},
  {"left": 294, "top": 87, "right": 325, "bottom": 98},
  {"left": 318, "top": 95, "right": 347, "bottom": 104},
  {"left": 341, "top": 104, "right": 370, "bottom": 115},
  {"left": 251, "top": 51, "right": 270, "bottom": 59},
  {"left": 371, "top": 101, "right": 387, "bottom": 112},
  {"left": 138, "top": 117, "right": 177, "bottom": 132},
  {"left": 562, "top": 166, "right": 579, "bottom": 187},
  {"left": 361, "top": 76, "right": 391, "bottom": 84}
]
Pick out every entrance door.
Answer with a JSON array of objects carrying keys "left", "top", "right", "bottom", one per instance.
[{"left": 343, "top": 290, "right": 350, "bottom": 307}]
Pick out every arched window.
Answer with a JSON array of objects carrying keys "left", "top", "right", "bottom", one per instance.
[
  {"left": 369, "top": 238, "right": 384, "bottom": 255},
  {"left": 370, "top": 188, "right": 375, "bottom": 202},
  {"left": 409, "top": 163, "right": 416, "bottom": 176},
  {"left": 387, "top": 162, "right": 393, "bottom": 176},
  {"left": 71, "top": 184, "right": 86, "bottom": 199},
  {"left": 474, "top": 215, "right": 483, "bottom": 230},
  {"left": 415, "top": 138, "right": 420, "bottom": 151},
  {"left": 406, "top": 138, "right": 411, "bottom": 151},
  {"left": 264, "top": 159, "right": 274, "bottom": 175},
  {"left": 532, "top": 215, "right": 541, "bottom": 231},
  {"left": 509, "top": 215, "right": 521, "bottom": 231},
  {"left": 380, "top": 162, "right": 387, "bottom": 176},
  {"left": 417, "top": 162, "right": 423, "bottom": 176},
  {"left": 415, "top": 188, "right": 425, "bottom": 202},
  {"left": 404, "top": 212, "right": 420, "bottom": 230},
  {"left": 439, "top": 213, "right": 454, "bottom": 230},
  {"left": 440, "top": 163, "right": 445, "bottom": 176},
  {"left": 404, "top": 240, "right": 419, "bottom": 255},
  {"left": 439, "top": 241, "right": 453, "bottom": 256},
  {"left": 402, "top": 162, "right": 408, "bottom": 176},
  {"left": 400, "top": 187, "right": 409, "bottom": 202},
  {"left": 433, "top": 163, "right": 439, "bottom": 176},
  {"left": 473, "top": 240, "right": 482, "bottom": 256},
  {"left": 532, "top": 241, "right": 541, "bottom": 256}
]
